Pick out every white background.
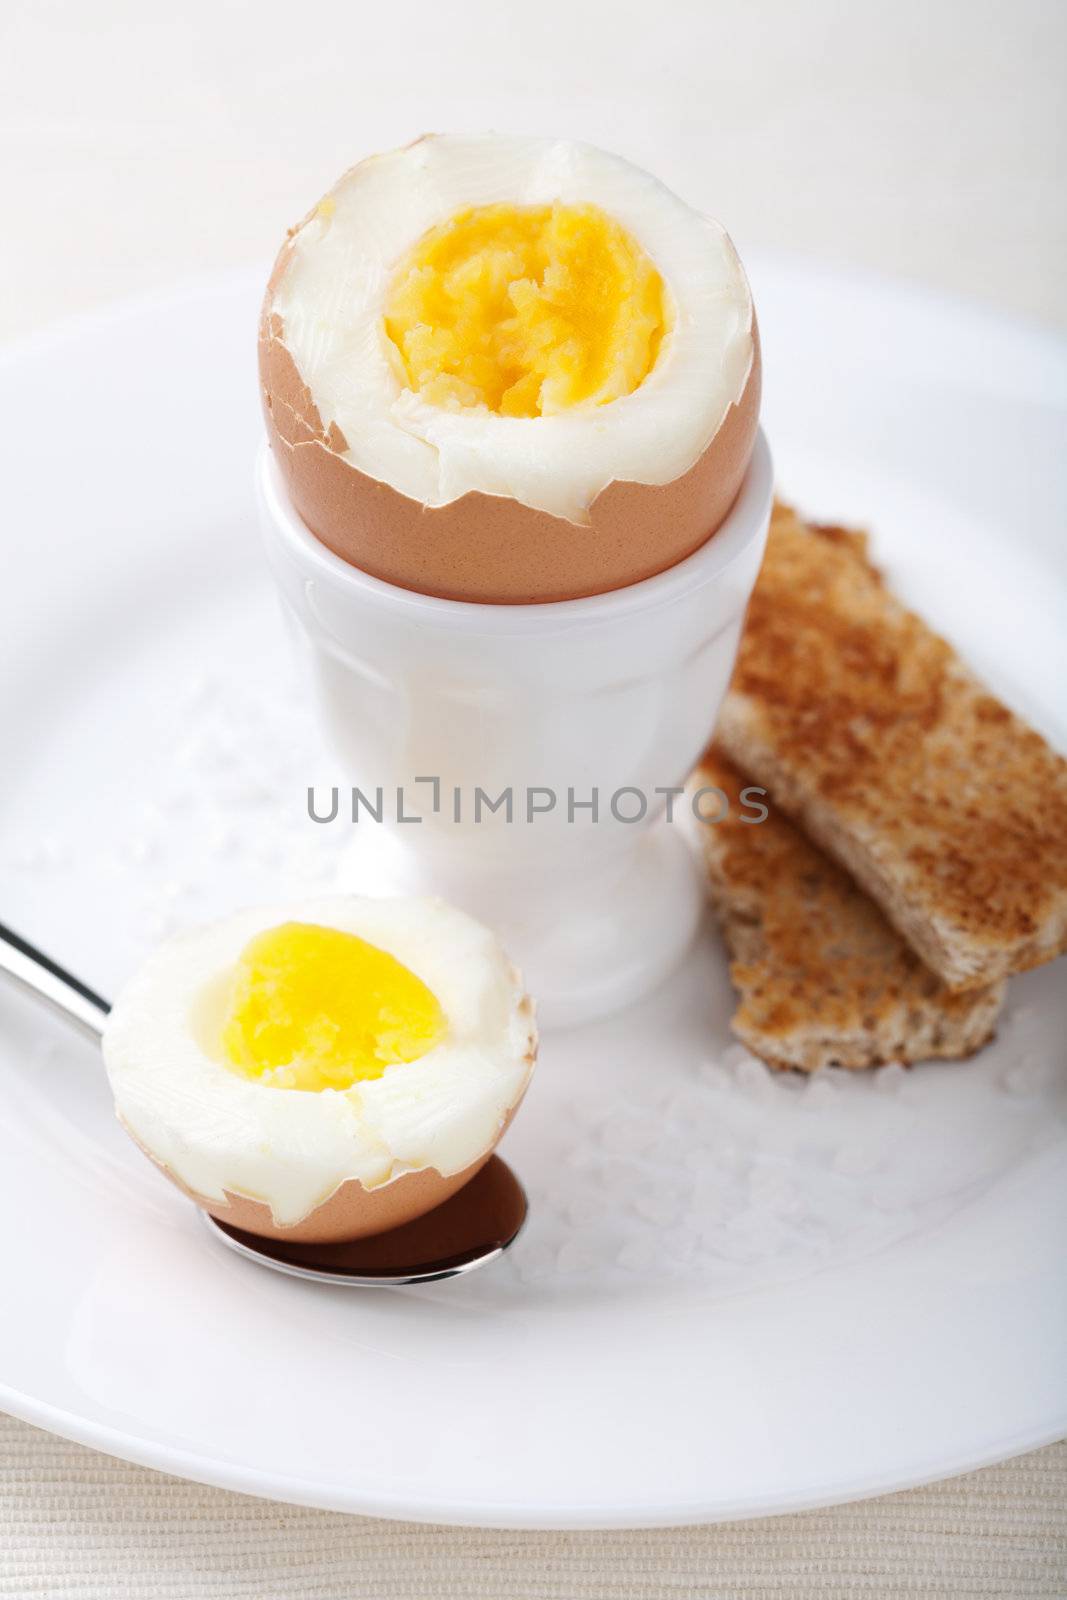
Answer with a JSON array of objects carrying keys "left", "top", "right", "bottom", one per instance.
[
  {"left": 1, "top": 0, "right": 1065, "bottom": 340},
  {"left": 1, "top": 1, "right": 1065, "bottom": 1594}
]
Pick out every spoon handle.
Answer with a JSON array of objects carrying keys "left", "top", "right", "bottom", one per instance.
[{"left": 0, "top": 921, "right": 110, "bottom": 1042}]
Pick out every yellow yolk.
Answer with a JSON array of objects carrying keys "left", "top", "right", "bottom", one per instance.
[
  {"left": 383, "top": 202, "right": 667, "bottom": 417},
  {"left": 221, "top": 922, "right": 447, "bottom": 1091}
]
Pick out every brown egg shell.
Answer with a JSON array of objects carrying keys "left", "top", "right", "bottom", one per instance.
[
  {"left": 121, "top": 1087, "right": 530, "bottom": 1245},
  {"left": 258, "top": 234, "right": 761, "bottom": 605}
]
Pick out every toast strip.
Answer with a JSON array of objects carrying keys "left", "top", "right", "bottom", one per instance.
[
  {"left": 692, "top": 749, "right": 1006, "bottom": 1071},
  {"left": 716, "top": 505, "right": 1067, "bottom": 990}
]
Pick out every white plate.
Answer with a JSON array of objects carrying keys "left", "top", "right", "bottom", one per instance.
[{"left": 0, "top": 261, "right": 1065, "bottom": 1528}]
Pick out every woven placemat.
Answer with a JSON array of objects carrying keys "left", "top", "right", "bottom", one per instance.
[{"left": 2, "top": 1413, "right": 1064, "bottom": 1598}]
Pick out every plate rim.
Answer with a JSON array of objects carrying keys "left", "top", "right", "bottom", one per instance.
[{"left": 2, "top": 1382, "right": 1063, "bottom": 1528}]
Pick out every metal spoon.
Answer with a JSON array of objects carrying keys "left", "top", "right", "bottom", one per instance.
[{"left": 0, "top": 920, "right": 527, "bottom": 1286}]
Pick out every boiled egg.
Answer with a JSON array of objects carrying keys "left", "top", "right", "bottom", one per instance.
[
  {"left": 103, "top": 897, "right": 536, "bottom": 1242},
  {"left": 259, "top": 134, "right": 759, "bottom": 603}
]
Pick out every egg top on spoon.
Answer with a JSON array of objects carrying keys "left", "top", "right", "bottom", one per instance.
[
  {"left": 102, "top": 897, "right": 536, "bottom": 1243},
  {"left": 259, "top": 134, "right": 760, "bottom": 603}
]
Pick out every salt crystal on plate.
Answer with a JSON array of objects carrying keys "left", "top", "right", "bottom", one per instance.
[
  {"left": 733, "top": 1055, "right": 773, "bottom": 1099},
  {"left": 1001, "top": 1055, "right": 1049, "bottom": 1096},
  {"left": 632, "top": 1184, "right": 681, "bottom": 1228},
  {"left": 515, "top": 1244, "right": 554, "bottom": 1283},
  {"left": 832, "top": 1140, "right": 882, "bottom": 1177},
  {"left": 800, "top": 1074, "right": 836, "bottom": 1110},
  {"left": 555, "top": 1235, "right": 600, "bottom": 1275},
  {"left": 601, "top": 1115, "right": 654, "bottom": 1157},
  {"left": 616, "top": 1237, "right": 655, "bottom": 1273}
]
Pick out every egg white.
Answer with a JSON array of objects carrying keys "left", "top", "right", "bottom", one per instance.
[
  {"left": 272, "top": 134, "right": 755, "bottom": 524},
  {"left": 103, "top": 896, "right": 535, "bottom": 1227}
]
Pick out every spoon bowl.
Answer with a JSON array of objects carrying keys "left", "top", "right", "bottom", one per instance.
[{"left": 202, "top": 1154, "right": 527, "bottom": 1285}]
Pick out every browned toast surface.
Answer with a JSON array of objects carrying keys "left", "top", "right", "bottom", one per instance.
[
  {"left": 692, "top": 749, "right": 1006, "bottom": 1071},
  {"left": 716, "top": 504, "right": 1067, "bottom": 990}
]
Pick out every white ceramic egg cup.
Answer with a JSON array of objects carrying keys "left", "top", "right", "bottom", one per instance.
[{"left": 258, "top": 432, "right": 773, "bottom": 1028}]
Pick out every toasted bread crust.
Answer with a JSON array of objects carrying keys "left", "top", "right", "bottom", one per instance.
[
  {"left": 691, "top": 749, "right": 1006, "bottom": 1071},
  {"left": 715, "top": 505, "right": 1067, "bottom": 990}
]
